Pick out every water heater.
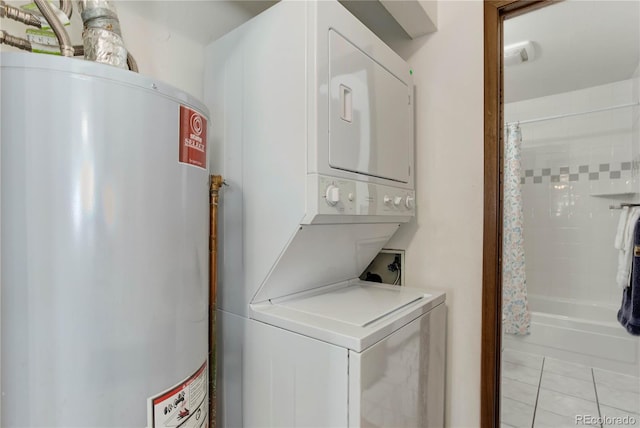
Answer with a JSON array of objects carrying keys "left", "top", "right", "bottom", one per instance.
[{"left": 0, "top": 53, "right": 209, "bottom": 427}]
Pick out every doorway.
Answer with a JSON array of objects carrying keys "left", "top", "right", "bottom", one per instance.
[{"left": 482, "top": 1, "right": 640, "bottom": 427}]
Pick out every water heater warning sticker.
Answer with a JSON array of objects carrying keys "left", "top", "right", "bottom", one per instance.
[
  {"left": 148, "top": 361, "right": 208, "bottom": 428},
  {"left": 179, "top": 106, "right": 207, "bottom": 169}
]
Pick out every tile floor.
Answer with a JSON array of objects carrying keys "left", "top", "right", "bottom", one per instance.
[{"left": 501, "top": 349, "right": 640, "bottom": 428}]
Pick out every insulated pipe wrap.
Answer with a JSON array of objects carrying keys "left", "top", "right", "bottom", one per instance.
[{"left": 77, "top": 0, "right": 127, "bottom": 69}]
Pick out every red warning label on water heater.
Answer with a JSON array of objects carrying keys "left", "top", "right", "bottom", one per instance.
[
  {"left": 148, "top": 361, "right": 208, "bottom": 428},
  {"left": 179, "top": 106, "right": 207, "bottom": 169}
]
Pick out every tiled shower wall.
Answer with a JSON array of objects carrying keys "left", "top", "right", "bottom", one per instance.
[{"left": 505, "top": 77, "right": 640, "bottom": 307}]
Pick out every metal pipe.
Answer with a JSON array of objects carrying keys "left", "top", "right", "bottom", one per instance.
[
  {"left": 610, "top": 203, "right": 640, "bottom": 210},
  {"left": 77, "top": 0, "right": 127, "bottom": 69},
  {"left": 126, "top": 52, "right": 138, "bottom": 73},
  {"left": 508, "top": 102, "right": 640, "bottom": 126},
  {"left": 34, "top": 0, "right": 73, "bottom": 57},
  {"left": 0, "top": 1, "right": 41, "bottom": 27},
  {"left": 59, "top": 0, "right": 72, "bottom": 18},
  {"left": 0, "top": 30, "right": 32, "bottom": 51},
  {"left": 209, "top": 175, "right": 224, "bottom": 428},
  {"left": 73, "top": 45, "right": 138, "bottom": 73}
]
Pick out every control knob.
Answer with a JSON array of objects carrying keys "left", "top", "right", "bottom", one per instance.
[
  {"left": 393, "top": 196, "right": 403, "bottom": 207},
  {"left": 383, "top": 195, "right": 392, "bottom": 206},
  {"left": 325, "top": 185, "right": 340, "bottom": 206},
  {"left": 405, "top": 196, "right": 415, "bottom": 209}
]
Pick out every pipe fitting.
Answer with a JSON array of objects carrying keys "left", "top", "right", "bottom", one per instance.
[
  {"left": 0, "top": 30, "right": 32, "bottom": 51},
  {"left": 0, "top": 1, "right": 42, "bottom": 28}
]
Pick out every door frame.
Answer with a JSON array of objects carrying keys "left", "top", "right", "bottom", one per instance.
[{"left": 481, "top": 1, "right": 557, "bottom": 427}]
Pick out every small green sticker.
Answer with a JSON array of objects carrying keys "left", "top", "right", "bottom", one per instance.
[{"left": 410, "top": 69, "right": 413, "bottom": 75}]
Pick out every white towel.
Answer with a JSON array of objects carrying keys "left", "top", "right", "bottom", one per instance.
[
  {"left": 617, "top": 207, "right": 640, "bottom": 288},
  {"left": 615, "top": 206, "right": 630, "bottom": 250}
]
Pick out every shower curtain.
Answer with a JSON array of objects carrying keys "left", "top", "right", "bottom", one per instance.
[{"left": 502, "top": 123, "right": 531, "bottom": 335}]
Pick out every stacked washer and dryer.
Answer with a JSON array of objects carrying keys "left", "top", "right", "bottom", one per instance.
[{"left": 205, "top": 1, "right": 446, "bottom": 427}]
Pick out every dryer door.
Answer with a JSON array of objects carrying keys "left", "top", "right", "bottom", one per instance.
[{"left": 328, "top": 30, "right": 411, "bottom": 184}]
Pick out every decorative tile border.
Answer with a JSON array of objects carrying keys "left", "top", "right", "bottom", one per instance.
[{"left": 520, "top": 162, "right": 632, "bottom": 184}]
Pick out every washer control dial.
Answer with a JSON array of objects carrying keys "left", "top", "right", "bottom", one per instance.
[
  {"left": 405, "top": 196, "right": 415, "bottom": 209},
  {"left": 383, "top": 195, "right": 392, "bottom": 206},
  {"left": 325, "top": 185, "right": 340, "bottom": 206},
  {"left": 393, "top": 196, "right": 403, "bottom": 207}
]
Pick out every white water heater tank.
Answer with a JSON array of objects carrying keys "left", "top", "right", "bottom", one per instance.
[{"left": 0, "top": 53, "right": 209, "bottom": 427}]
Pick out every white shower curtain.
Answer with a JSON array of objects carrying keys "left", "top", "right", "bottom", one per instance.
[{"left": 502, "top": 123, "right": 531, "bottom": 335}]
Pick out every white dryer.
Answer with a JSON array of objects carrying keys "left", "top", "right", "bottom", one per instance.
[{"left": 205, "top": 1, "right": 445, "bottom": 426}]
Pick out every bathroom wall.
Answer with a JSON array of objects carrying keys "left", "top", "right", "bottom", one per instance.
[
  {"left": 634, "top": 63, "right": 640, "bottom": 192},
  {"left": 386, "top": 2, "right": 484, "bottom": 426},
  {"left": 505, "top": 79, "right": 638, "bottom": 307}
]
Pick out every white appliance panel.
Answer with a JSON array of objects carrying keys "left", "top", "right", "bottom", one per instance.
[
  {"left": 276, "top": 283, "right": 424, "bottom": 327},
  {"left": 244, "top": 301, "right": 446, "bottom": 428},
  {"left": 304, "top": 174, "right": 415, "bottom": 224},
  {"left": 1, "top": 53, "right": 209, "bottom": 427},
  {"left": 252, "top": 283, "right": 445, "bottom": 352},
  {"left": 329, "top": 30, "right": 411, "bottom": 183},
  {"left": 251, "top": 223, "right": 398, "bottom": 304},
  {"left": 245, "top": 319, "right": 349, "bottom": 427},
  {"left": 348, "top": 304, "right": 446, "bottom": 428}
]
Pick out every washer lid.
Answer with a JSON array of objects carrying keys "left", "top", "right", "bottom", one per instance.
[
  {"left": 276, "top": 283, "right": 423, "bottom": 327},
  {"left": 251, "top": 281, "right": 446, "bottom": 352}
]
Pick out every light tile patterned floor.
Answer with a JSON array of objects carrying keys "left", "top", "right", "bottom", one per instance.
[{"left": 501, "top": 349, "right": 640, "bottom": 428}]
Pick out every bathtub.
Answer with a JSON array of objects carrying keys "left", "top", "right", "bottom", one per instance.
[{"left": 503, "top": 294, "right": 640, "bottom": 375}]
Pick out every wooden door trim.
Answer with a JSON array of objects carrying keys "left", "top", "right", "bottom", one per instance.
[{"left": 481, "top": 2, "right": 553, "bottom": 427}]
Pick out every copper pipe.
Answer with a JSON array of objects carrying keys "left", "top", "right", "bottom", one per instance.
[{"left": 209, "top": 174, "right": 224, "bottom": 428}]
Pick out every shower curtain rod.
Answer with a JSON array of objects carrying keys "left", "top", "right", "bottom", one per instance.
[
  {"left": 609, "top": 203, "right": 640, "bottom": 210},
  {"left": 507, "top": 101, "right": 640, "bottom": 126}
]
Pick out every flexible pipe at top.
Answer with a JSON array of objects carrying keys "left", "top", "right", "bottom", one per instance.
[
  {"left": 59, "top": 0, "right": 72, "bottom": 18},
  {"left": 0, "top": 1, "right": 42, "bottom": 27},
  {"left": 34, "top": 0, "right": 73, "bottom": 56}
]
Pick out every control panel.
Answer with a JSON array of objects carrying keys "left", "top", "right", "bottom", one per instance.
[{"left": 310, "top": 175, "right": 416, "bottom": 218}]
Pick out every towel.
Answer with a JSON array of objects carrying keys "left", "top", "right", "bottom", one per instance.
[
  {"left": 616, "top": 207, "right": 640, "bottom": 288},
  {"left": 618, "top": 215, "right": 640, "bottom": 335},
  {"left": 615, "top": 206, "right": 629, "bottom": 250}
]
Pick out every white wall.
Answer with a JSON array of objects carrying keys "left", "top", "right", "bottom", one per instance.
[
  {"left": 1, "top": 2, "right": 487, "bottom": 426},
  {"left": 0, "top": 1, "right": 208, "bottom": 101},
  {"left": 506, "top": 80, "right": 637, "bottom": 307},
  {"left": 386, "top": 2, "right": 484, "bottom": 427},
  {"left": 634, "top": 63, "right": 640, "bottom": 195}
]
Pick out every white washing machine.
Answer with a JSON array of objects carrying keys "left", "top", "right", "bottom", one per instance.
[
  {"left": 247, "top": 281, "right": 445, "bottom": 427},
  {"left": 205, "top": 1, "right": 446, "bottom": 426}
]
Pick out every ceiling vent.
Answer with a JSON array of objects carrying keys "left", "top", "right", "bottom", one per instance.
[{"left": 504, "top": 41, "right": 536, "bottom": 66}]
